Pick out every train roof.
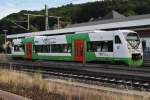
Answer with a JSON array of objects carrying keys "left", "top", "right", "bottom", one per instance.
[
  {"left": 11, "top": 30, "right": 137, "bottom": 41},
  {"left": 75, "top": 30, "right": 106, "bottom": 34},
  {"left": 118, "top": 30, "right": 136, "bottom": 33}
]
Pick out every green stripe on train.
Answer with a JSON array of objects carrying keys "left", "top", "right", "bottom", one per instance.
[{"left": 12, "top": 53, "right": 143, "bottom": 66}]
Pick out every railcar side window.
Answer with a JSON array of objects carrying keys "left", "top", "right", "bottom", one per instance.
[
  {"left": 14, "top": 45, "right": 19, "bottom": 51},
  {"left": 108, "top": 41, "right": 113, "bottom": 52},
  {"left": 87, "top": 42, "right": 97, "bottom": 52},
  {"left": 21, "top": 45, "right": 25, "bottom": 51},
  {"left": 51, "top": 44, "right": 72, "bottom": 53},
  {"left": 35, "top": 45, "right": 41, "bottom": 52},
  {"left": 87, "top": 41, "right": 113, "bottom": 52},
  {"left": 42, "top": 45, "right": 50, "bottom": 53},
  {"left": 102, "top": 42, "right": 108, "bottom": 52},
  {"left": 35, "top": 44, "right": 72, "bottom": 53},
  {"left": 115, "top": 35, "right": 121, "bottom": 44},
  {"left": 14, "top": 45, "right": 22, "bottom": 52}
]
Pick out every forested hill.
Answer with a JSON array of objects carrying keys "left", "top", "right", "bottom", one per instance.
[{"left": 0, "top": 0, "right": 150, "bottom": 36}]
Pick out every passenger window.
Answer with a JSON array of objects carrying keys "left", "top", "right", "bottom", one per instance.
[
  {"left": 102, "top": 42, "right": 108, "bottom": 52},
  {"left": 87, "top": 41, "right": 113, "bottom": 52},
  {"left": 14, "top": 45, "right": 21, "bottom": 52},
  {"left": 115, "top": 35, "right": 121, "bottom": 44},
  {"left": 35, "top": 44, "right": 72, "bottom": 53},
  {"left": 108, "top": 41, "right": 113, "bottom": 52}
]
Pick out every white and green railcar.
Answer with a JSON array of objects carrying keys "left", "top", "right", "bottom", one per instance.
[{"left": 11, "top": 30, "right": 143, "bottom": 66}]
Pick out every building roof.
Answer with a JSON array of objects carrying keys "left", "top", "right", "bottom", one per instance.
[
  {"left": 102, "top": 10, "right": 126, "bottom": 20},
  {"left": 136, "top": 29, "right": 150, "bottom": 37},
  {"left": 7, "top": 13, "right": 150, "bottom": 39},
  {"left": 66, "top": 13, "right": 150, "bottom": 28}
]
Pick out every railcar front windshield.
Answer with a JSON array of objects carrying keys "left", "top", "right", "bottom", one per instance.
[{"left": 126, "top": 32, "right": 140, "bottom": 49}]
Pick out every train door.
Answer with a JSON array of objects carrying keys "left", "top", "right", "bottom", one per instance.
[
  {"left": 26, "top": 42, "right": 32, "bottom": 59},
  {"left": 74, "top": 39, "right": 84, "bottom": 63}
]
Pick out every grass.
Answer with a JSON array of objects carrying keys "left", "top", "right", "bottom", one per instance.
[{"left": 0, "top": 69, "right": 149, "bottom": 100}]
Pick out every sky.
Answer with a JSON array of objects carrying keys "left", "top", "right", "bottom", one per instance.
[{"left": 0, "top": 0, "right": 101, "bottom": 19}]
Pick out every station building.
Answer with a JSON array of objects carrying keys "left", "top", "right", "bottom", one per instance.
[
  {"left": 7, "top": 11, "right": 150, "bottom": 54},
  {"left": 66, "top": 11, "right": 150, "bottom": 54}
]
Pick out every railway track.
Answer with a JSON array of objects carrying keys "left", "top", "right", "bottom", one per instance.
[{"left": 0, "top": 60, "right": 150, "bottom": 91}]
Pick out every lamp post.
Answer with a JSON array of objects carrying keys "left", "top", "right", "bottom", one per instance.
[{"left": 3, "top": 30, "right": 8, "bottom": 53}]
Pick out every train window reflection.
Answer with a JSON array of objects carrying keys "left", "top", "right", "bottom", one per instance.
[
  {"left": 35, "top": 44, "right": 72, "bottom": 53},
  {"left": 87, "top": 41, "right": 113, "bottom": 52}
]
